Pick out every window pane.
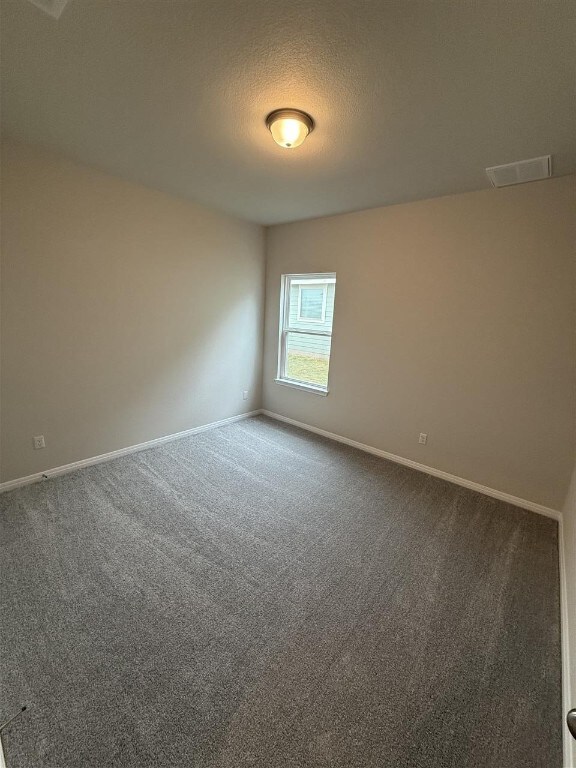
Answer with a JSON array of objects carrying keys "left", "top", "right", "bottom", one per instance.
[
  {"left": 285, "top": 332, "right": 331, "bottom": 388},
  {"left": 299, "top": 287, "right": 324, "bottom": 321}
]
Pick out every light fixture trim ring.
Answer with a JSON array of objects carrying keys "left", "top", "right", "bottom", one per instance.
[{"left": 265, "top": 109, "right": 315, "bottom": 135}]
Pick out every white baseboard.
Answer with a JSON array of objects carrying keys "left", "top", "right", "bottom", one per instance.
[
  {"left": 261, "top": 410, "right": 561, "bottom": 520},
  {"left": 0, "top": 410, "right": 261, "bottom": 493}
]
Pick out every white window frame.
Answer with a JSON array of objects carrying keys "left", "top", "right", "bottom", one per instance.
[
  {"left": 276, "top": 273, "right": 336, "bottom": 395},
  {"left": 296, "top": 282, "right": 327, "bottom": 323}
]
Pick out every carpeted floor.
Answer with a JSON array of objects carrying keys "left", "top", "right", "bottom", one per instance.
[{"left": 0, "top": 415, "right": 562, "bottom": 767}]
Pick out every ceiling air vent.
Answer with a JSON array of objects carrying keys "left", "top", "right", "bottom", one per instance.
[
  {"left": 26, "top": 0, "right": 71, "bottom": 19},
  {"left": 485, "top": 155, "right": 551, "bottom": 188}
]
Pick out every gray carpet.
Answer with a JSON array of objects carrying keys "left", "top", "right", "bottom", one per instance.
[{"left": 0, "top": 416, "right": 562, "bottom": 767}]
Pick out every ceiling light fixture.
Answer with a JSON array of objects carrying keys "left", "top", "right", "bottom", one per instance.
[{"left": 265, "top": 109, "right": 315, "bottom": 149}]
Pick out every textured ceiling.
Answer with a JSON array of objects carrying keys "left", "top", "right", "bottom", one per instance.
[{"left": 2, "top": 0, "right": 575, "bottom": 224}]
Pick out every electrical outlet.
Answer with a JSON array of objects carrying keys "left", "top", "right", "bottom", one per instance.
[
  {"left": 418, "top": 433, "right": 428, "bottom": 445},
  {"left": 242, "top": 390, "right": 249, "bottom": 400},
  {"left": 33, "top": 435, "right": 46, "bottom": 450}
]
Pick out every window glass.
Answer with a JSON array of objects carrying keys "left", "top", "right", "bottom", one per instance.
[{"left": 298, "top": 287, "right": 325, "bottom": 322}]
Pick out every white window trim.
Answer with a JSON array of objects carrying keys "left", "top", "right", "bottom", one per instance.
[
  {"left": 297, "top": 284, "right": 327, "bottom": 323},
  {"left": 274, "top": 378, "right": 329, "bottom": 396},
  {"left": 276, "top": 272, "right": 336, "bottom": 394}
]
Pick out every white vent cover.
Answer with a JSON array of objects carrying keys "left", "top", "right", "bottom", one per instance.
[
  {"left": 26, "top": 0, "right": 71, "bottom": 19},
  {"left": 485, "top": 155, "right": 551, "bottom": 188}
]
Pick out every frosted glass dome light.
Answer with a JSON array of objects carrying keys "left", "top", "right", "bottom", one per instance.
[{"left": 265, "top": 109, "right": 315, "bottom": 149}]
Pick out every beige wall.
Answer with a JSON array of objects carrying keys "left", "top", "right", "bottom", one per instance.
[
  {"left": 263, "top": 176, "right": 576, "bottom": 510},
  {"left": 563, "top": 462, "right": 576, "bottom": 767},
  {"left": 1, "top": 140, "right": 265, "bottom": 482},
  {"left": 3, "top": 140, "right": 574, "bottom": 511}
]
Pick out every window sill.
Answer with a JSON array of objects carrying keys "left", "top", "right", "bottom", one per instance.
[{"left": 274, "top": 378, "right": 329, "bottom": 396}]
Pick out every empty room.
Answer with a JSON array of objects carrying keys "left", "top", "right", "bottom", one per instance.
[{"left": 1, "top": 1, "right": 575, "bottom": 766}]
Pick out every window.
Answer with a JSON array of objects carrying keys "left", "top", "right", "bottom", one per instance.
[
  {"left": 297, "top": 285, "right": 326, "bottom": 322},
  {"left": 276, "top": 273, "right": 336, "bottom": 394}
]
